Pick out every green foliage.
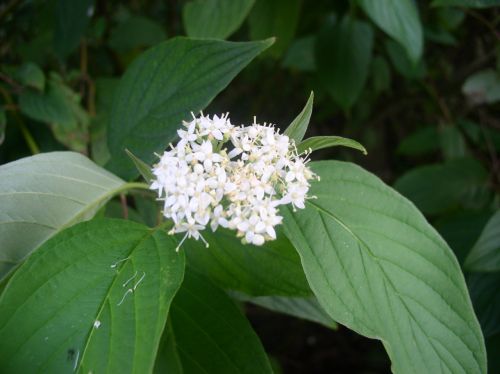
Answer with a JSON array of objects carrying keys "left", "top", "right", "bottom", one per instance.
[
  {"left": 0, "top": 218, "right": 185, "bottom": 373},
  {"left": 248, "top": 0, "right": 301, "bottom": 58},
  {"left": 394, "top": 158, "right": 490, "bottom": 215},
  {"left": 109, "top": 16, "right": 167, "bottom": 53},
  {"left": 164, "top": 270, "right": 273, "bottom": 373},
  {"left": 284, "top": 91, "right": 313, "bottom": 142},
  {"left": 107, "top": 37, "right": 273, "bottom": 179},
  {"left": 183, "top": 0, "right": 255, "bottom": 39},
  {"left": 233, "top": 293, "right": 337, "bottom": 329},
  {"left": 468, "top": 273, "right": 500, "bottom": 337},
  {"left": 53, "top": 0, "right": 94, "bottom": 58},
  {"left": 282, "top": 36, "right": 316, "bottom": 72},
  {"left": 1, "top": 1, "right": 499, "bottom": 372},
  {"left": 358, "top": 0, "right": 423, "bottom": 62},
  {"left": 432, "top": 0, "right": 500, "bottom": 7},
  {"left": 465, "top": 211, "right": 500, "bottom": 272},
  {"left": 462, "top": 69, "right": 500, "bottom": 105},
  {"left": 126, "top": 149, "right": 154, "bottom": 183},
  {"left": 183, "top": 228, "right": 311, "bottom": 296},
  {"left": 297, "top": 136, "right": 367, "bottom": 155},
  {"left": 282, "top": 161, "right": 487, "bottom": 373},
  {"left": 0, "top": 152, "right": 126, "bottom": 280},
  {"left": 19, "top": 74, "right": 89, "bottom": 152},
  {"left": 16, "top": 62, "right": 45, "bottom": 91},
  {"left": 316, "top": 16, "right": 374, "bottom": 110}
]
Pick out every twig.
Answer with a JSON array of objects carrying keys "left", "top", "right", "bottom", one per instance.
[
  {"left": 0, "top": 86, "right": 40, "bottom": 154},
  {"left": 120, "top": 194, "right": 129, "bottom": 219},
  {"left": 422, "top": 81, "right": 453, "bottom": 124},
  {"left": 0, "top": 0, "right": 21, "bottom": 21},
  {"left": 466, "top": 9, "right": 500, "bottom": 41},
  {"left": 0, "top": 72, "right": 23, "bottom": 93}
]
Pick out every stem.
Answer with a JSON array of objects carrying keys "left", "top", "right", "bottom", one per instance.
[
  {"left": 121, "top": 182, "right": 149, "bottom": 191},
  {"left": 0, "top": 86, "right": 40, "bottom": 154},
  {"left": 18, "top": 121, "right": 40, "bottom": 154},
  {"left": 120, "top": 193, "right": 129, "bottom": 219},
  {"left": 466, "top": 9, "right": 500, "bottom": 41}
]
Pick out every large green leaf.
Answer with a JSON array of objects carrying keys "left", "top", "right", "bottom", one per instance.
[
  {"left": 394, "top": 158, "right": 490, "bottom": 215},
  {"left": 432, "top": 0, "right": 500, "bottom": 7},
  {"left": 0, "top": 218, "right": 185, "bottom": 373},
  {"left": 358, "top": 0, "right": 423, "bottom": 62},
  {"left": 282, "top": 161, "right": 487, "bottom": 373},
  {"left": 183, "top": 228, "right": 311, "bottom": 296},
  {"left": 53, "top": 0, "right": 94, "bottom": 58},
  {"left": 164, "top": 269, "right": 272, "bottom": 373},
  {"left": 316, "top": 16, "right": 374, "bottom": 110},
  {"left": 248, "top": 0, "right": 301, "bottom": 58},
  {"left": 465, "top": 210, "right": 500, "bottom": 272},
  {"left": 107, "top": 37, "right": 273, "bottom": 179},
  {"left": 183, "top": 0, "right": 255, "bottom": 39},
  {"left": 0, "top": 152, "right": 127, "bottom": 280}
]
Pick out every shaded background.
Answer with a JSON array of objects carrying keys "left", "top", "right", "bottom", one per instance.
[{"left": 1, "top": 0, "right": 499, "bottom": 372}]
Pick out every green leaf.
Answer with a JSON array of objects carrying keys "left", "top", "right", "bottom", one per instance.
[
  {"left": 104, "top": 200, "right": 145, "bottom": 224},
  {"left": 468, "top": 273, "right": 500, "bottom": 338},
  {"left": 432, "top": 0, "right": 500, "bottom": 8},
  {"left": 297, "top": 135, "right": 367, "bottom": 155},
  {"left": 440, "top": 126, "right": 467, "bottom": 160},
  {"left": 462, "top": 69, "right": 500, "bottom": 105},
  {"left": 284, "top": 91, "right": 314, "bottom": 143},
  {"left": 435, "top": 211, "right": 492, "bottom": 264},
  {"left": 248, "top": 0, "right": 301, "bottom": 58},
  {"left": 54, "top": 0, "right": 94, "bottom": 58},
  {"left": 316, "top": 16, "right": 374, "bottom": 110},
  {"left": 371, "top": 55, "right": 391, "bottom": 95},
  {"left": 16, "top": 62, "right": 45, "bottom": 91},
  {"left": 394, "top": 158, "right": 490, "bottom": 215},
  {"left": 358, "top": 0, "right": 423, "bottom": 62},
  {"left": 465, "top": 210, "right": 500, "bottom": 272},
  {"left": 397, "top": 126, "right": 440, "bottom": 156},
  {"left": 183, "top": 227, "right": 310, "bottom": 296},
  {"left": 18, "top": 74, "right": 90, "bottom": 152},
  {"left": 282, "top": 160, "right": 487, "bottom": 373},
  {"left": 109, "top": 16, "right": 167, "bottom": 53},
  {"left": 183, "top": 0, "right": 255, "bottom": 39},
  {"left": 126, "top": 149, "right": 154, "bottom": 183},
  {"left": 385, "top": 40, "right": 426, "bottom": 80},
  {"left": 0, "top": 218, "right": 185, "bottom": 373},
  {"left": 107, "top": 37, "right": 273, "bottom": 180},
  {"left": 154, "top": 320, "right": 183, "bottom": 374},
  {"left": 232, "top": 292, "right": 337, "bottom": 329},
  {"left": 0, "top": 152, "right": 127, "bottom": 280},
  {"left": 282, "top": 35, "right": 316, "bottom": 72},
  {"left": 166, "top": 269, "right": 272, "bottom": 373},
  {"left": 459, "top": 119, "right": 500, "bottom": 152}
]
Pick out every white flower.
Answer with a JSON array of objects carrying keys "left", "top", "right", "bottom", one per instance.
[{"left": 150, "top": 113, "right": 317, "bottom": 250}]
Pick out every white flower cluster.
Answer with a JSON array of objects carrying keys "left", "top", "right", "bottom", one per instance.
[{"left": 150, "top": 113, "right": 317, "bottom": 250}]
